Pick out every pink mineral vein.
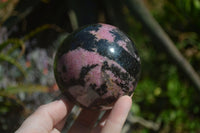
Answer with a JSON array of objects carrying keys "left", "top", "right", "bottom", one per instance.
[
  {"left": 58, "top": 47, "right": 134, "bottom": 98},
  {"left": 90, "top": 24, "right": 116, "bottom": 43},
  {"left": 117, "top": 40, "right": 129, "bottom": 53}
]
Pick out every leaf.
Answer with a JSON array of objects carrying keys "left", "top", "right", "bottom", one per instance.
[
  {"left": 0, "top": 84, "right": 49, "bottom": 99},
  {"left": 23, "top": 24, "right": 63, "bottom": 41},
  {"left": 1, "top": 84, "right": 49, "bottom": 95},
  {"left": 0, "top": 0, "right": 19, "bottom": 24},
  {"left": 193, "top": 0, "right": 200, "bottom": 9},
  {"left": 0, "top": 0, "right": 9, "bottom": 9},
  {"left": 6, "top": 39, "right": 25, "bottom": 57},
  {"left": 185, "top": 0, "right": 191, "bottom": 12},
  {"left": 0, "top": 84, "right": 49, "bottom": 114},
  {"left": 0, "top": 53, "right": 26, "bottom": 76},
  {"left": 0, "top": 38, "right": 25, "bottom": 54}
]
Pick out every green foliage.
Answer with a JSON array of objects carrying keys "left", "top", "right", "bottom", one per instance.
[
  {"left": 0, "top": 0, "right": 200, "bottom": 132},
  {"left": 0, "top": 53, "right": 26, "bottom": 76},
  {"left": 23, "top": 24, "right": 63, "bottom": 41},
  {"left": 0, "top": 23, "right": 60, "bottom": 132},
  {"left": 0, "top": 24, "right": 60, "bottom": 77},
  {"left": 175, "top": 0, "right": 200, "bottom": 14},
  {"left": 0, "top": 0, "right": 19, "bottom": 24},
  {"left": 0, "top": 84, "right": 48, "bottom": 96},
  {"left": 124, "top": 1, "right": 200, "bottom": 132},
  {"left": 0, "top": 38, "right": 26, "bottom": 76}
]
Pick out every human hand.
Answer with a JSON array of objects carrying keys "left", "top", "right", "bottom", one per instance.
[{"left": 15, "top": 95, "right": 132, "bottom": 133}]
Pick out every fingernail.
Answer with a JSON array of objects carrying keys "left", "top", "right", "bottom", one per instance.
[{"left": 100, "top": 120, "right": 106, "bottom": 127}]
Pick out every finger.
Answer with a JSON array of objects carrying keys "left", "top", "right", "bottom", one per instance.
[
  {"left": 50, "top": 128, "right": 60, "bottom": 133},
  {"left": 101, "top": 95, "right": 132, "bottom": 133},
  {"left": 16, "top": 99, "right": 74, "bottom": 133},
  {"left": 54, "top": 115, "right": 67, "bottom": 131},
  {"left": 68, "top": 109, "right": 101, "bottom": 133},
  {"left": 54, "top": 98, "right": 74, "bottom": 131}
]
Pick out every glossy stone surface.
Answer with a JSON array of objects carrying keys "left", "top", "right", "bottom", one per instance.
[{"left": 54, "top": 23, "right": 141, "bottom": 110}]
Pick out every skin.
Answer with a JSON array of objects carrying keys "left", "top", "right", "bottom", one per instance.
[{"left": 15, "top": 95, "right": 132, "bottom": 133}]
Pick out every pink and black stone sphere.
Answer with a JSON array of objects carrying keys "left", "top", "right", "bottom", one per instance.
[{"left": 54, "top": 23, "right": 141, "bottom": 110}]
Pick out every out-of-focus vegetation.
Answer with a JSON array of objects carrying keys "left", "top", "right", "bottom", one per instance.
[{"left": 0, "top": 0, "right": 200, "bottom": 132}]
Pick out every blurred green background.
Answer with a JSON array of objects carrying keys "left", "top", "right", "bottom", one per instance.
[{"left": 0, "top": 0, "right": 200, "bottom": 132}]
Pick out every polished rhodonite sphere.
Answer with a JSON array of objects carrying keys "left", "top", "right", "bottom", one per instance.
[{"left": 54, "top": 23, "right": 141, "bottom": 110}]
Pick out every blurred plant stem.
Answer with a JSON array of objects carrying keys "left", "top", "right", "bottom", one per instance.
[{"left": 124, "top": 0, "right": 200, "bottom": 92}]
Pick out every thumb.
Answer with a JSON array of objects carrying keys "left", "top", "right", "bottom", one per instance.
[{"left": 15, "top": 99, "right": 72, "bottom": 133}]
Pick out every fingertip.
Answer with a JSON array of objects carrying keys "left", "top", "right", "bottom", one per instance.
[
  {"left": 115, "top": 95, "right": 132, "bottom": 110},
  {"left": 60, "top": 97, "right": 74, "bottom": 110},
  {"left": 15, "top": 99, "right": 73, "bottom": 133},
  {"left": 100, "top": 95, "right": 132, "bottom": 133},
  {"left": 119, "top": 95, "right": 132, "bottom": 103}
]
